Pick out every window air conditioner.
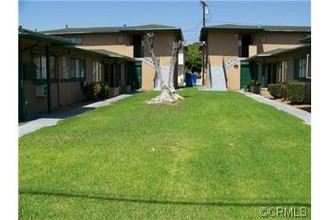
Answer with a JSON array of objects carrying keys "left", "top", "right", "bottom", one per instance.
[{"left": 35, "top": 85, "right": 48, "bottom": 97}]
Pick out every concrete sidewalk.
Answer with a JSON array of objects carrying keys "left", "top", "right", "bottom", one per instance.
[
  {"left": 241, "top": 91, "right": 311, "bottom": 125},
  {"left": 19, "top": 94, "right": 132, "bottom": 138}
]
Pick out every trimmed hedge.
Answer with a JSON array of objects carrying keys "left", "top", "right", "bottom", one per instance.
[
  {"left": 268, "top": 84, "right": 282, "bottom": 99},
  {"left": 287, "top": 80, "right": 306, "bottom": 104}
]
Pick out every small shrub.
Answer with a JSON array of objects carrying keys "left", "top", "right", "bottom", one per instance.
[
  {"left": 245, "top": 80, "right": 260, "bottom": 92},
  {"left": 83, "top": 82, "right": 102, "bottom": 101},
  {"left": 287, "top": 80, "right": 306, "bottom": 104},
  {"left": 268, "top": 84, "right": 282, "bottom": 99},
  {"left": 98, "top": 83, "right": 110, "bottom": 99},
  {"left": 245, "top": 80, "right": 255, "bottom": 91}
]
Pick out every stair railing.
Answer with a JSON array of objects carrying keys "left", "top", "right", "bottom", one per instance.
[
  {"left": 222, "top": 58, "right": 228, "bottom": 89},
  {"left": 208, "top": 58, "right": 212, "bottom": 88}
]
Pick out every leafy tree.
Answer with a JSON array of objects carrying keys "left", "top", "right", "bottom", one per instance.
[{"left": 185, "top": 42, "right": 202, "bottom": 73}]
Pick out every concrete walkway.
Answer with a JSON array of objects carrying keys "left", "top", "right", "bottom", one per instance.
[
  {"left": 19, "top": 94, "right": 132, "bottom": 138},
  {"left": 241, "top": 91, "right": 311, "bottom": 125}
]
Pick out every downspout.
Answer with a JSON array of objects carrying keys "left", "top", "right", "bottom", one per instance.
[{"left": 46, "top": 45, "right": 52, "bottom": 113}]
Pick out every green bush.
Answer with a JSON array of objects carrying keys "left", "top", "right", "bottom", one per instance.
[
  {"left": 267, "top": 84, "right": 282, "bottom": 98},
  {"left": 98, "top": 83, "right": 110, "bottom": 99},
  {"left": 245, "top": 80, "right": 260, "bottom": 92},
  {"left": 244, "top": 80, "right": 253, "bottom": 91},
  {"left": 83, "top": 82, "right": 102, "bottom": 101},
  {"left": 287, "top": 80, "right": 306, "bottom": 104}
]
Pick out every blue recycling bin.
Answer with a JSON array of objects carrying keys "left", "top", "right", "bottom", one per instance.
[
  {"left": 191, "top": 74, "right": 196, "bottom": 86},
  {"left": 185, "top": 73, "right": 196, "bottom": 87}
]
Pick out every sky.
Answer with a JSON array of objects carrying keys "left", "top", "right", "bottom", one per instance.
[{"left": 19, "top": 0, "right": 311, "bottom": 44}]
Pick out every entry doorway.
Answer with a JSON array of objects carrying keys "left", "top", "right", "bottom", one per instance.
[
  {"left": 240, "top": 34, "right": 252, "bottom": 57},
  {"left": 132, "top": 34, "right": 143, "bottom": 58},
  {"left": 266, "top": 63, "right": 277, "bottom": 85}
]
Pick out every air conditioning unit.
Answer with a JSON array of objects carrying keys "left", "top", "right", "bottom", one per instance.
[{"left": 35, "top": 85, "right": 48, "bottom": 97}]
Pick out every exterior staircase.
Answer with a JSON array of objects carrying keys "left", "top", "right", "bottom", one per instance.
[
  {"left": 137, "top": 57, "right": 171, "bottom": 91},
  {"left": 209, "top": 66, "right": 227, "bottom": 91},
  {"left": 209, "top": 57, "right": 245, "bottom": 91}
]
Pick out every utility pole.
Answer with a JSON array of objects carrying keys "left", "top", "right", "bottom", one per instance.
[
  {"left": 200, "top": 0, "right": 209, "bottom": 86},
  {"left": 200, "top": 0, "right": 208, "bottom": 28}
]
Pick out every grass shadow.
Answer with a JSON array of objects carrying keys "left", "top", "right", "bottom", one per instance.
[{"left": 19, "top": 190, "right": 311, "bottom": 207}]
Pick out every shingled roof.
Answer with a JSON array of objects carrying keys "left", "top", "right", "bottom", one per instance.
[
  {"left": 246, "top": 44, "right": 311, "bottom": 61},
  {"left": 200, "top": 24, "right": 311, "bottom": 41},
  {"left": 19, "top": 27, "right": 75, "bottom": 45},
  {"left": 201, "top": 24, "right": 311, "bottom": 32},
  {"left": 41, "top": 24, "right": 182, "bottom": 35}
]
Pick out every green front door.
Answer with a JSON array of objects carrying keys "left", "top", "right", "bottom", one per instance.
[
  {"left": 128, "top": 61, "right": 141, "bottom": 90},
  {"left": 134, "top": 62, "right": 142, "bottom": 89},
  {"left": 240, "top": 61, "right": 252, "bottom": 89}
]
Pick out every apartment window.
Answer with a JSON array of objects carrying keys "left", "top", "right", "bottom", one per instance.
[
  {"left": 68, "top": 37, "right": 82, "bottom": 45},
  {"left": 92, "top": 61, "right": 102, "bottom": 82},
  {"left": 277, "top": 61, "right": 288, "bottom": 83},
  {"left": 61, "top": 56, "right": 69, "bottom": 79},
  {"left": 295, "top": 55, "right": 311, "bottom": 79},
  {"left": 71, "top": 58, "right": 85, "bottom": 79},
  {"left": 307, "top": 54, "right": 311, "bottom": 78},
  {"left": 33, "top": 54, "right": 55, "bottom": 80}
]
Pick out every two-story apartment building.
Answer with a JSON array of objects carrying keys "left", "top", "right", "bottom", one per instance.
[
  {"left": 199, "top": 24, "right": 311, "bottom": 91},
  {"left": 42, "top": 24, "right": 185, "bottom": 90}
]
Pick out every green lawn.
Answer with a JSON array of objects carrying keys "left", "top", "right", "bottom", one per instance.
[{"left": 19, "top": 89, "right": 311, "bottom": 219}]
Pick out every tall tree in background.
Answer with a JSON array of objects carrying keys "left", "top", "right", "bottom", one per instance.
[
  {"left": 145, "top": 33, "right": 183, "bottom": 104},
  {"left": 185, "top": 43, "right": 202, "bottom": 73}
]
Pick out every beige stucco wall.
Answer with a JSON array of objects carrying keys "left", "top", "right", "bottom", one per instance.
[
  {"left": 64, "top": 33, "right": 135, "bottom": 57},
  {"left": 58, "top": 82, "right": 85, "bottom": 107},
  {"left": 141, "top": 62, "right": 156, "bottom": 91},
  {"left": 208, "top": 31, "right": 239, "bottom": 65},
  {"left": 262, "top": 44, "right": 301, "bottom": 53},
  {"left": 78, "top": 45, "right": 134, "bottom": 58},
  {"left": 81, "top": 33, "right": 130, "bottom": 45},
  {"left": 24, "top": 81, "right": 48, "bottom": 113},
  {"left": 226, "top": 63, "right": 241, "bottom": 91},
  {"left": 252, "top": 32, "right": 308, "bottom": 53},
  {"left": 144, "top": 31, "right": 179, "bottom": 66}
]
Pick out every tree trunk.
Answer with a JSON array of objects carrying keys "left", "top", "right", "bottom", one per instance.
[{"left": 145, "top": 32, "right": 183, "bottom": 104}]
